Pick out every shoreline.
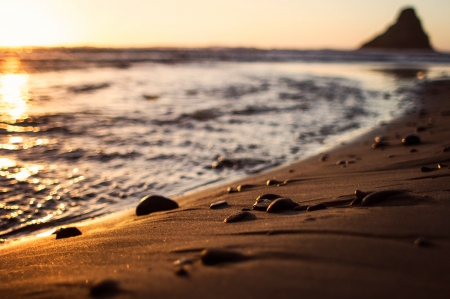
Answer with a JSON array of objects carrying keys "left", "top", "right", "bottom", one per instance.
[{"left": 1, "top": 78, "right": 450, "bottom": 298}]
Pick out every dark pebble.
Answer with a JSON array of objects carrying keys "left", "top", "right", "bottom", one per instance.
[
  {"left": 355, "top": 190, "right": 372, "bottom": 198},
  {"left": 336, "top": 160, "right": 346, "bottom": 165},
  {"left": 227, "top": 187, "right": 237, "bottom": 193},
  {"left": 224, "top": 211, "right": 254, "bottom": 223},
  {"left": 252, "top": 199, "right": 273, "bottom": 211},
  {"left": 55, "top": 227, "right": 82, "bottom": 240},
  {"left": 444, "top": 146, "right": 450, "bottom": 152},
  {"left": 201, "top": 248, "right": 247, "bottom": 265},
  {"left": 410, "top": 149, "right": 418, "bottom": 153},
  {"left": 237, "top": 184, "right": 251, "bottom": 192},
  {"left": 256, "top": 194, "right": 282, "bottom": 201},
  {"left": 210, "top": 200, "right": 228, "bottom": 209},
  {"left": 350, "top": 197, "right": 362, "bottom": 206},
  {"left": 372, "top": 143, "right": 387, "bottom": 149},
  {"left": 307, "top": 203, "right": 326, "bottom": 211},
  {"left": 414, "top": 237, "right": 431, "bottom": 247},
  {"left": 174, "top": 266, "right": 188, "bottom": 276},
  {"left": 346, "top": 160, "right": 355, "bottom": 165},
  {"left": 360, "top": 190, "right": 405, "bottom": 206},
  {"left": 319, "top": 154, "right": 329, "bottom": 162},
  {"left": 266, "top": 198, "right": 299, "bottom": 213},
  {"left": 292, "top": 205, "right": 308, "bottom": 211},
  {"left": 90, "top": 279, "right": 121, "bottom": 298},
  {"left": 420, "top": 166, "right": 433, "bottom": 172},
  {"left": 402, "top": 133, "right": 421, "bottom": 145},
  {"left": 266, "top": 179, "right": 283, "bottom": 186},
  {"left": 136, "top": 195, "right": 178, "bottom": 216}
]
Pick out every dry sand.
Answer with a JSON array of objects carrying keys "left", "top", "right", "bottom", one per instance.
[{"left": 1, "top": 79, "right": 450, "bottom": 299}]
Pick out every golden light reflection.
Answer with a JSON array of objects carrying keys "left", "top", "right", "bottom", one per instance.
[{"left": 0, "top": 58, "right": 30, "bottom": 122}]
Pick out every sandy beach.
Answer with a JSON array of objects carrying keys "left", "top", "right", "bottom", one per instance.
[{"left": 1, "top": 78, "right": 450, "bottom": 298}]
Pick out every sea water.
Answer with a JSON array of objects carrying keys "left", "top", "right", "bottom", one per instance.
[{"left": 1, "top": 49, "right": 449, "bottom": 239}]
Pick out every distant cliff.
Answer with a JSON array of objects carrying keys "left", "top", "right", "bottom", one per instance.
[{"left": 360, "top": 7, "right": 433, "bottom": 51}]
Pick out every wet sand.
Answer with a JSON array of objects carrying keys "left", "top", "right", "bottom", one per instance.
[{"left": 1, "top": 79, "right": 450, "bottom": 298}]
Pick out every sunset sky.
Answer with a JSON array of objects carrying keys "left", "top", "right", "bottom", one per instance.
[{"left": 0, "top": 0, "right": 449, "bottom": 51}]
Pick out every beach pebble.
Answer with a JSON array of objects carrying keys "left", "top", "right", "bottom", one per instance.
[
  {"left": 227, "top": 187, "right": 237, "bottom": 193},
  {"left": 210, "top": 200, "right": 228, "bottom": 209},
  {"left": 421, "top": 166, "right": 433, "bottom": 172},
  {"left": 224, "top": 211, "right": 254, "bottom": 223},
  {"left": 135, "top": 195, "right": 178, "bottom": 216},
  {"left": 336, "top": 160, "right": 346, "bottom": 165},
  {"left": 350, "top": 197, "right": 362, "bottom": 206},
  {"left": 174, "top": 266, "right": 189, "bottom": 276},
  {"left": 410, "top": 149, "right": 418, "bottom": 153},
  {"left": 374, "top": 136, "right": 388, "bottom": 144},
  {"left": 292, "top": 205, "right": 308, "bottom": 211},
  {"left": 355, "top": 190, "right": 372, "bottom": 198},
  {"left": 360, "top": 190, "right": 405, "bottom": 206},
  {"left": 266, "top": 179, "right": 283, "bottom": 186},
  {"left": 414, "top": 237, "right": 431, "bottom": 247},
  {"left": 255, "top": 194, "right": 282, "bottom": 201},
  {"left": 90, "top": 279, "right": 121, "bottom": 298},
  {"left": 252, "top": 199, "right": 273, "bottom": 211},
  {"left": 307, "top": 203, "right": 326, "bottom": 211},
  {"left": 319, "top": 154, "right": 329, "bottom": 162},
  {"left": 174, "top": 258, "right": 194, "bottom": 266},
  {"left": 402, "top": 133, "right": 421, "bottom": 145},
  {"left": 201, "top": 248, "right": 247, "bottom": 265},
  {"left": 266, "top": 198, "right": 299, "bottom": 213},
  {"left": 237, "top": 184, "right": 253, "bottom": 192},
  {"left": 55, "top": 227, "right": 82, "bottom": 239}
]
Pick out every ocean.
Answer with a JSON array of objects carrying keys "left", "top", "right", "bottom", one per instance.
[{"left": 1, "top": 48, "right": 450, "bottom": 239}]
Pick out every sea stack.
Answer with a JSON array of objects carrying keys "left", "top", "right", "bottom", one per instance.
[{"left": 360, "top": 7, "right": 433, "bottom": 51}]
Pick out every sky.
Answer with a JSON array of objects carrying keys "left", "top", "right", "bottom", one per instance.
[{"left": 0, "top": 0, "right": 449, "bottom": 51}]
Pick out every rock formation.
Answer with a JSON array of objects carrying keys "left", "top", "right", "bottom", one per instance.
[{"left": 360, "top": 7, "right": 433, "bottom": 51}]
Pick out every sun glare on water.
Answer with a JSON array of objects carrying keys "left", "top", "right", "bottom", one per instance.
[{"left": 0, "top": 58, "right": 30, "bottom": 121}]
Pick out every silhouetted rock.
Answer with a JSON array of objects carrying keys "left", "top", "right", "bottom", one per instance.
[
  {"left": 54, "top": 227, "right": 82, "bottom": 239},
  {"left": 135, "top": 195, "right": 178, "bottom": 216},
  {"left": 360, "top": 7, "right": 433, "bottom": 51}
]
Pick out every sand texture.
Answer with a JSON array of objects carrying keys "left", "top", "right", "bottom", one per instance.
[{"left": 1, "top": 80, "right": 450, "bottom": 299}]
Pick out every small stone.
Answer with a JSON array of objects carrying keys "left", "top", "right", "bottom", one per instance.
[
  {"left": 55, "top": 227, "right": 82, "bottom": 240},
  {"left": 266, "top": 198, "right": 299, "bottom": 213},
  {"left": 420, "top": 166, "right": 433, "bottom": 172},
  {"left": 227, "top": 187, "right": 237, "bottom": 193},
  {"left": 174, "top": 266, "right": 188, "bottom": 276},
  {"left": 173, "top": 258, "right": 193, "bottom": 266},
  {"left": 402, "top": 133, "right": 421, "bottom": 145},
  {"left": 201, "top": 248, "right": 247, "bottom": 265},
  {"left": 307, "top": 203, "right": 326, "bottom": 211},
  {"left": 336, "top": 160, "right": 346, "bottom": 165},
  {"left": 410, "top": 148, "right": 418, "bottom": 153},
  {"left": 255, "top": 194, "right": 282, "bottom": 201},
  {"left": 414, "top": 237, "right": 431, "bottom": 247},
  {"left": 361, "top": 190, "right": 405, "bottom": 206},
  {"left": 438, "top": 163, "right": 447, "bottom": 169},
  {"left": 224, "top": 211, "right": 254, "bottom": 223},
  {"left": 292, "top": 205, "right": 308, "bottom": 211},
  {"left": 355, "top": 190, "right": 371, "bottom": 198},
  {"left": 350, "top": 197, "right": 362, "bottom": 206},
  {"left": 266, "top": 179, "right": 283, "bottom": 186},
  {"left": 252, "top": 199, "right": 273, "bottom": 211},
  {"left": 236, "top": 184, "right": 250, "bottom": 192},
  {"left": 136, "top": 195, "right": 178, "bottom": 216},
  {"left": 210, "top": 200, "right": 228, "bottom": 209},
  {"left": 90, "top": 279, "right": 120, "bottom": 298},
  {"left": 374, "top": 136, "right": 388, "bottom": 144},
  {"left": 319, "top": 154, "right": 329, "bottom": 162}
]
